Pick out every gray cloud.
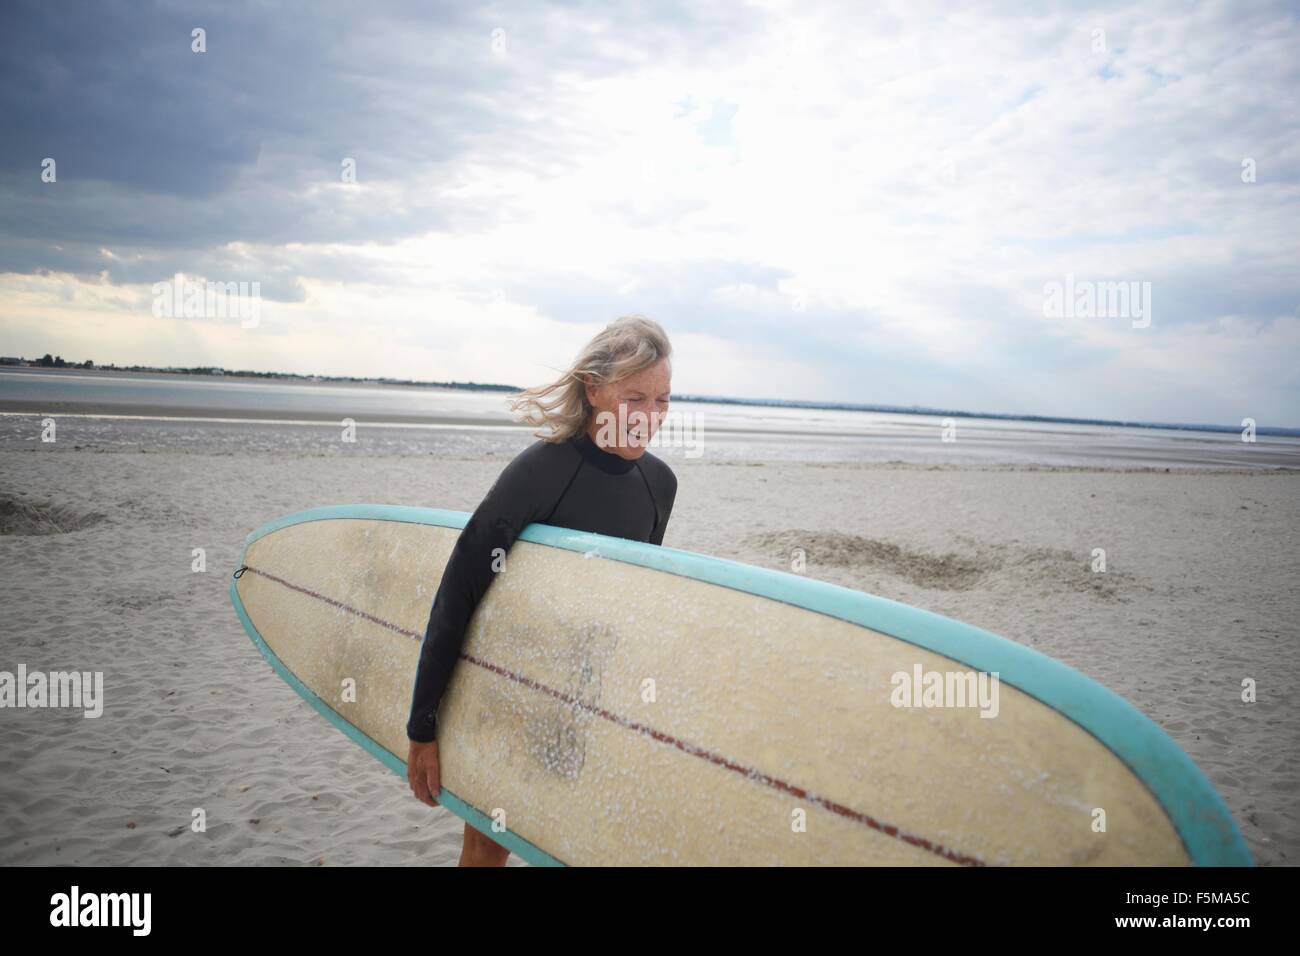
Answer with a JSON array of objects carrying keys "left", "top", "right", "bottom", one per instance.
[{"left": 1, "top": 0, "right": 1296, "bottom": 423}]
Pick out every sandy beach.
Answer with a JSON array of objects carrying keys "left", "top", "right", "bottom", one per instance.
[{"left": 0, "top": 416, "right": 1295, "bottom": 867}]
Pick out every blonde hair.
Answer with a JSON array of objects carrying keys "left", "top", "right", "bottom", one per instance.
[{"left": 509, "top": 314, "right": 672, "bottom": 442}]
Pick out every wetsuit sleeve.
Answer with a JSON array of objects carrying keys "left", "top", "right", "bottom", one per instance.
[
  {"left": 405, "top": 449, "right": 558, "bottom": 742},
  {"left": 648, "top": 466, "right": 678, "bottom": 546}
]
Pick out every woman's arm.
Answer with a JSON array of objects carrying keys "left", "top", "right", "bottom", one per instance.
[{"left": 405, "top": 445, "right": 570, "bottom": 742}]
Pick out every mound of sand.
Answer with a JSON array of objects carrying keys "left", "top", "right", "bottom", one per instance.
[
  {"left": 0, "top": 494, "right": 106, "bottom": 536},
  {"left": 744, "top": 529, "right": 1127, "bottom": 597}
]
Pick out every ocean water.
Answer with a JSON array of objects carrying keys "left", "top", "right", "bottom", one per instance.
[{"left": 2, "top": 367, "right": 1298, "bottom": 469}]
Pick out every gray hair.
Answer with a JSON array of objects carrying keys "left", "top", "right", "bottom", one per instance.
[{"left": 509, "top": 314, "right": 672, "bottom": 442}]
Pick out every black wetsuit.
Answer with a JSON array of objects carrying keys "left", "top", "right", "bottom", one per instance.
[{"left": 405, "top": 430, "right": 678, "bottom": 742}]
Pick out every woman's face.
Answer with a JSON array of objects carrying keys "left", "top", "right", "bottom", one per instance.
[{"left": 585, "top": 358, "right": 671, "bottom": 459}]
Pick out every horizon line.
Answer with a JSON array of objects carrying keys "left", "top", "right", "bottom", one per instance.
[{"left": 2, "top": 359, "right": 1296, "bottom": 437}]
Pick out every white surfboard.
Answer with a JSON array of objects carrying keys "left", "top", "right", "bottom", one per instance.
[{"left": 230, "top": 505, "right": 1251, "bottom": 866}]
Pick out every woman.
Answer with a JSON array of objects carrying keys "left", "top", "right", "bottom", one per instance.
[{"left": 405, "top": 315, "right": 678, "bottom": 866}]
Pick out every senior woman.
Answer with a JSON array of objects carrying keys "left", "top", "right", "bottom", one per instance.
[{"left": 405, "top": 314, "right": 678, "bottom": 866}]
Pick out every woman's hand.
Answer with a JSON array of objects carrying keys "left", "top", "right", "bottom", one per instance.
[{"left": 407, "top": 738, "right": 441, "bottom": 807}]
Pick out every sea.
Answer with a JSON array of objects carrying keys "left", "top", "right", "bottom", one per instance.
[{"left": 2, "top": 367, "right": 1297, "bottom": 469}]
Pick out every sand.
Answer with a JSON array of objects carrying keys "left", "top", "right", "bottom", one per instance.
[{"left": 0, "top": 440, "right": 1295, "bottom": 866}]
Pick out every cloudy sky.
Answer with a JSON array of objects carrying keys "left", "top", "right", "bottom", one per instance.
[{"left": 1, "top": 0, "right": 1296, "bottom": 425}]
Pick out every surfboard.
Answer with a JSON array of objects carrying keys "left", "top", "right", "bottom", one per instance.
[{"left": 229, "top": 504, "right": 1251, "bottom": 866}]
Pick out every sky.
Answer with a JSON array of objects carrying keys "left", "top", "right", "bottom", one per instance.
[{"left": 1, "top": 0, "right": 1297, "bottom": 426}]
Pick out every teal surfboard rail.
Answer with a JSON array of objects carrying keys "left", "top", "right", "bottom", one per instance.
[{"left": 232, "top": 503, "right": 1253, "bottom": 867}]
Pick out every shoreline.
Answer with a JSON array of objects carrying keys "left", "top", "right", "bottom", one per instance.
[
  {"left": 0, "top": 402, "right": 523, "bottom": 429},
  {"left": 5, "top": 367, "right": 1295, "bottom": 438},
  {"left": 3, "top": 403, "right": 1299, "bottom": 470}
]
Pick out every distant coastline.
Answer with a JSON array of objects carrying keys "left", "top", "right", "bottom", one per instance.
[
  {"left": 0, "top": 355, "right": 518, "bottom": 393},
  {"left": 3, "top": 357, "right": 1296, "bottom": 437}
]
